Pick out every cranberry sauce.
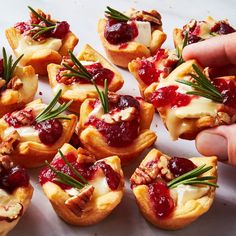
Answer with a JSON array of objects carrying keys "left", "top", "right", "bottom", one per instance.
[
  {"left": 0, "top": 165, "right": 29, "bottom": 193},
  {"left": 56, "top": 62, "right": 114, "bottom": 86},
  {"left": 150, "top": 85, "right": 192, "bottom": 108},
  {"left": 148, "top": 181, "right": 174, "bottom": 218},
  {"left": 39, "top": 152, "right": 120, "bottom": 190},
  {"left": 104, "top": 19, "right": 138, "bottom": 45},
  {"left": 211, "top": 22, "right": 235, "bottom": 35},
  {"left": 87, "top": 95, "right": 140, "bottom": 147}
]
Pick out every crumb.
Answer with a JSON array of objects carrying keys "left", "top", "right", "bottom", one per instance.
[{"left": 39, "top": 91, "right": 42, "bottom": 95}]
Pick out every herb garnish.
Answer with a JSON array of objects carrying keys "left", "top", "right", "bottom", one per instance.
[
  {"left": 105, "top": 6, "right": 130, "bottom": 22},
  {"left": 167, "top": 164, "right": 218, "bottom": 189},
  {"left": 35, "top": 89, "right": 73, "bottom": 123},
  {"left": 176, "top": 64, "right": 223, "bottom": 103},
  {"left": 176, "top": 32, "right": 188, "bottom": 66}
]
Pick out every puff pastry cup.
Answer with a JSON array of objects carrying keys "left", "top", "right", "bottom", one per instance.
[
  {"left": 0, "top": 59, "right": 38, "bottom": 118},
  {"left": 0, "top": 156, "right": 33, "bottom": 236},
  {"left": 130, "top": 148, "right": 218, "bottom": 230},
  {"left": 98, "top": 8, "right": 167, "bottom": 68},
  {"left": 144, "top": 59, "right": 236, "bottom": 140},
  {"left": 39, "top": 143, "right": 124, "bottom": 226},
  {"left": 5, "top": 7, "right": 78, "bottom": 75},
  {"left": 128, "top": 48, "right": 179, "bottom": 97},
  {"left": 0, "top": 98, "right": 77, "bottom": 168},
  {"left": 77, "top": 93, "right": 157, "bottom": 165},
  {"left": 48, "top": 44, "right": 124, "bottom": 113},
  {"left": 173, "top": 16, "right": 235, "bottom": 52}
]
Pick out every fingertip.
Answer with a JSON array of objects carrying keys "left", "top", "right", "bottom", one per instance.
[{"left": 182, "top": 44, "right": 195, "bottom": 61}]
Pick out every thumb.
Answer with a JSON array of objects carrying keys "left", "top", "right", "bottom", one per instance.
[{"left": 195, "top": 124, "right": 236, "bottom": 165}]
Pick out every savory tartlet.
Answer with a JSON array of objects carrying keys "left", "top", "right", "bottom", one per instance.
[
  {"left": 130, "top": 148, "right": 218, "bottom": 230},
  {"left": 77, "top": 92, "right": 156, "bottom": 165},
  {"left": 39, "top": 143, "right": 124, "bottom": 226},
  {"left": 48, "top": 44, "right": 124, "bottom": 113},
  {"left": 0, "top": 91, "right": 77, "bottom": 168},
  {"left": 98, "top": 7, "right": 166, "bottom": 68},
  {"left": 5, "top": 6, "right": 78, "bottom": 75},
  {"left": 0, "top": 155, "right": 33, "bottom": 236},
  {"left": 128, "top": 48, "right": 179, "bottom": 97},
  {"left": 173, "top": 16, "right": 235, "bottom": 52},
  {"left": 144, "top": 59, "right": 236, "bottom": 140},
  {"left": 0, "top": 48, "right": 38, "bottom": 118}
]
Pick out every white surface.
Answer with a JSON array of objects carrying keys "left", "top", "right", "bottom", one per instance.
[{"left": 0, "top": 0, "right": 235, "bottom": 235}]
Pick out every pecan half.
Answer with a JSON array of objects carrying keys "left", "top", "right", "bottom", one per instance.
[
  {"left": 0, "top": 155, "right": 14, "bottom": 170},
  {"left": 0, "top": 131, "right": 20, "bottom": 156},
  {"left": 77, "top": 148, "right": 96, "bottom": 164},
  {"left": 10, "top": 108, "right": 35, "bottom": 126},
  {"left": 7, "top": 76, "right": 23, "bottom": 90},
  {"left": 130, "top": 10, "right": 162, "bottom": 26}
]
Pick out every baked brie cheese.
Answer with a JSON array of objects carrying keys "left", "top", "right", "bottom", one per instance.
[
  {"left": 130, "top": 148, "right": 218, "bottom": 230},
  {"left": 0, "top": 156, "right": 33, "bottom": 236},
  {"left": 39, "top": 143, "right": 124, "bottom": 226},
  {"left": 98, "top": 7, "right": 166, "bottom": 68},
  {"left": 144, "top": 60, "right": 236, "bottom": 140},
  {"left": 77, "top": 93, "right": 156, "bottom": 165},
  {"left": 5, "top": 7, "right": 78, "bottom": 75},
  {"left": 48, "top": 44, "right": 124, "bottom": 113},
  {"left": 0, "top": 95, "right": 77, "bottom": 168}
]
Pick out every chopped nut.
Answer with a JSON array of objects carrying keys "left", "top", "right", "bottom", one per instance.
[
  {"left": 7, "top": 76, "right": 23, "bottom": 90},
  {"left": 108, "top": 92, "right": 120, "bottom": 103},
  {"left": 10, "top": 108, "right": 34, "bottom": 126},
  {"left": 0, "top": 155, "right": 14, "bottom": 170},
  {"left": 77, "top": 148, "right": 96, "bottom": 164},
  {"left": 0, "top": 131, "right": 20, "bottom": 156},
  {"left": 215, "top": 112, "right": 231, "bottom": 125},
  {"left": 0, "top": 200, "right": 23, "bottom": 222},
  {"left": 65, "top": 185, "right": 94, "bottom": 216}
]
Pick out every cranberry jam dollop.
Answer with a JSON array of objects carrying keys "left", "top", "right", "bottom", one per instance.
[
  {"left": 104, "top": 19, "right": 138, "bottom": 45},
  {"left": 86, "top": 95, "right": 140, "bottom": 147},
  {"left": 39, "top": 152, "right": 120, "bottom": 191}
]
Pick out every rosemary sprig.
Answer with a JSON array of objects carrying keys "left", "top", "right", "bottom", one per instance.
[
  {"left": 167, "top": 164, "right": 218, "bottom": 189},
  {"left": 105, "top": 6, "right": 130, "bottom": 22},
  {"left": 176, "top": 32, "right": 188, "bottom": 66},
  {"left": 35, "top": 89, "right": 73, "bottom": 123},
  {"left": 176, "top": 64, "right": 223, "bottom": 103},
  {"left": 1, "top": 47, "right": 23, "bottom": 85}
]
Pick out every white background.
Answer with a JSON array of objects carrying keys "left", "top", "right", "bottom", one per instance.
[{"left": 0, "top": 0, "right": 235, "bottom": 235}]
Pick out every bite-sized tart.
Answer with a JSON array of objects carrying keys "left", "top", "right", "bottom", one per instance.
[
  {"left": 174, "top": 16, "right": 235, "bottom": 52},
  {"left": 145, "top": 60, "right": 236, "bottom": 140},
  {"left": 48, "top": 44, "right": 124, "bottom": 113},
  {"left": 0, "top": 90, "right": 77, "bottom": 168},
  {"left": 0, "top": 155, "right": 33, "bottom": 236},
  {"left": 39, "top": 143, "right": 124, "bottom": 226},
  {"left": 130, "top": 148, "right": 218, "bottom": 230},
  {"left": 128, "top": 48, "right": 179, "bottom": 97},
  {"left": 5, "top": 6, "right": 78, "bottom": 75},
  {"left": 98, "top": 7, "right": 166, "bottom": 68},
  {"left": 0, "top": 48, "right": 38, "bottom": 118},
  {"left": 77, "top": 91, "right": 156, "bottom": 165}
]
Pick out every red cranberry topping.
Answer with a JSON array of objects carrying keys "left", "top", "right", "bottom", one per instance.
[
  {"left": 168, "top": 157, "right": 196, "bottom": 178},
  {"left": 14, "top": 22, "right": 32, "bottom": 34},
  {"left": 104, "top": 19, "right": 138, "bottom": 45},
  {"left": 148, "top": 181, "right": 174, "bottom": 218},
  {"left": 150, "top": 85, "right": 192, "bottom": 108},
  {"left": 187, "top": 34, "right": 201, "bottom": 44},
  {"left": 69, "top": 133, "right": 81, "bottom": 149},
  {"left": 116, "top": 95, "right": 140, "bottom": 111},
  {"left": 211, "top": 22, "right": 235, "bottom": 35},
  {"left": 0, "top": 166, "right": 29, "bottom": 192},
  {"left": 51, "top": 21, "right": 70, "bottom": 39},
  {"left": 39, "top": 152, "right": 120, "bottom": 190},
  {"left": 34, "top": 119, "right": 63, "bottom": 145}
]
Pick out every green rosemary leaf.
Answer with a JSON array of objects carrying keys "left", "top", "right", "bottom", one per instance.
[
  {"left": 105, "top": 6, "right": 130, "bottom": 22},
  {"left": 10, "top": 54, "right": 24, "bottom": 79},
  {"left": 176, "top": 32, "right": 188, "bottom": 66},
  {"left": 31, "top": 25, "right": 56, "bottom": 39}
]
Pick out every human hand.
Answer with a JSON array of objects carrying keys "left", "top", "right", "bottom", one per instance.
[{"left": 182, "top": 32, "right": 236, "bottom": 165}]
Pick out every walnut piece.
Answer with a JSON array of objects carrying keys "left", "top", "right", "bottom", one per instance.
[
  {"left": 215, "top": 112, "right": 231, "bottom": 125},
  {"left": 0, "top": 155, "right": 14, "bottom": 171},
  {"left": 10, "top": 108, "right": 34, "bottom": 126},
  {"left": 76, "top": 148, "right": 96, "bottom": 164},
  {"left": 0, "top": 131, "right": 20, "bottom": 156},
  {"left": 7, "top": 76, "right": 23, "bottom": 90}
]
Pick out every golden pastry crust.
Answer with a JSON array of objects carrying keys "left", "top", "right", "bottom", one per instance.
[
  {"left": 98, "top": 18, "right": 166, "bottom": 68},
  {"left": 0, "top": 99, "right": 77, "bottom": 168},
  {"left": 77, "top": 97, "right": 157, "bottom": 165},
  {"left": 0, "top": 65, "right": 38, "bottom": 118},
  {"left": 144, "top": 60, "right": 236, "bottom": 140},
  {"left": 48, "top": 44, "right": 124, "bottom": 113},
  {"left": 41, "top": 144, "right": 124, "bottom": 226},
  {"left": 131, "top": 148, "right": 217, "bottom": 230},
  {"left": 5, "top": 27, "right": 78, "bottom": 75}
]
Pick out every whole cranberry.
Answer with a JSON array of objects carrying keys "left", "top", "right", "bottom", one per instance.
[{"left": 51, "top": 21, "right": 70, "bottom": 39}]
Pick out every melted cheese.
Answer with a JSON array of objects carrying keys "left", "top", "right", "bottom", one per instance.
[
  {"left": 170, "top": 184, "right": 209, "bottom": 206},
  {"left": 15, "top": 35, "right": 62, "bottom": 65},
  {"left": 89, "top": 176, "right": 110, "bottom": 197},
  {"left": 133, "top": 21, "right": 152, "bottom": 47},
  {"left": 88, "top": 103, "right": 104, "bottom": 120}
]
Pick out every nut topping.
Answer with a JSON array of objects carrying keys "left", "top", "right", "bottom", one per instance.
[
  {"left": 0, "top": 200, "right": 23, "bottom": 222},
  {"left": 77, "top": 148, "right": 96, "bottom": 164},
  {"left": 7, "top": 76, "right": 23, "bottom": 90},
  {"left": 9, "top": 108, "right": 35, "bottom": 126},
  {"left": 0, "top": 79, "right": 6, "bottom": 89},
  {"left": 0, "top": 131, "right": 20, "bottom": 156}
]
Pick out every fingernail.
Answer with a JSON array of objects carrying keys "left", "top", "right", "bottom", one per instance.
[{"left": 196, "top": 132, "right": 228, "bottom": 160}]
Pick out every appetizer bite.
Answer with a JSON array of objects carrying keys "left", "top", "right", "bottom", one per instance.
[
  {"left": 130, "top": 148, "right": 218, "bottom": 230},
  {"left": 77, "top": 82, "right": 156, "bottom": 165},
  {"left": 0, "top": 90, "right": 77, "bottom": 168},
  {"left": 48, "top": 45, "right": 123, "bottom": 113},
  {"left": 0, "top": 48, "right": 38, "bottom": 117},
  {"left": 145, "top": 60, "right": 236, "bottom": 140},
  {"left": 39, "top": 144, "right": 124, "bottom": 226},
  {"left": 174, "top": 16, "right": 235, "bottom": 52},
  {"left": 5, "top": 6, "right": 78, "bottom": 75},
  {"left": 0, "top": 155, "right": 33, "bottom": 236},
  {"left": 128, "top": 48, "right": 179, "bottom": 97},
  {"left": 98, "top": 7, "right": 166, "bottom": 68}
]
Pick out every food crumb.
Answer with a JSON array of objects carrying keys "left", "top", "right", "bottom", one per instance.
[{"left": 39, "top": 91, "right": 43, "bottom": 95}]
